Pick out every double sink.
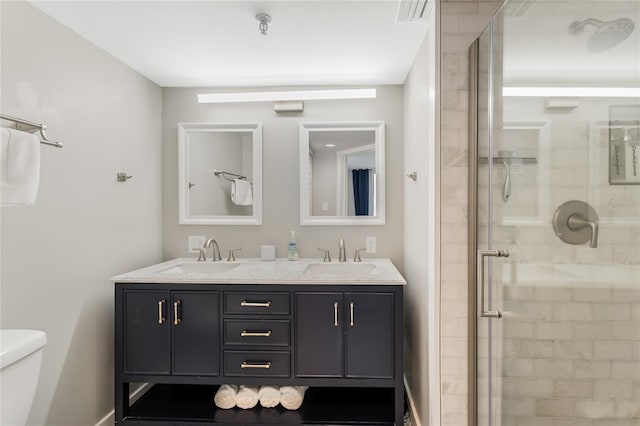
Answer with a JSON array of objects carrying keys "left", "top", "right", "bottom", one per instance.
[{"left": 160, "top": 260, "right": 377, "bottom": 276}]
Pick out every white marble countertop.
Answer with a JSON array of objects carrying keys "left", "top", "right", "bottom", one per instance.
[{"left": 111, "top": 257, "right": 406, "bottom": 285}]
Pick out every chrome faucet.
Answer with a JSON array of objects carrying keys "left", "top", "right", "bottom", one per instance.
[
  {"left": 318, "top": 248, "right": 332, "bottom": 262},
  {"left": 338, "top": 239, "right": 347, "bottom": 262},
  {"left": 204, "top": 238, "right": 222, "bottom": 262}
]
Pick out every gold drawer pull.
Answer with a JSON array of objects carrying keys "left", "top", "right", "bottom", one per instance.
[
  {"left": 173, "top": 300, "right": 181, "bottom": 325},
  {"left": 350, "top": 301, "right": 355, "bottom": 327},
  {"left": 241, "top": 361, "right": 272, "bottom": 369},
  {"left": 241, "top": 300, "right": 272, "bottom": 307},
  {"left": 158, "top": 300, "right": 166, "bottom": 324},
  {"left": 241, "top": 330, "right": 272, "bottom": 337}
]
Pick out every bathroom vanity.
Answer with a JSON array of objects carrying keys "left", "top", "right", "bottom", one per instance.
[{"left": 113, "top": 258, "right": 405, "bottom": 425}]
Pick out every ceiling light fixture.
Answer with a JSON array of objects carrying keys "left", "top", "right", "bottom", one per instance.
[
  {"left": 325, "top": 144, "right": 336, "bottom": 148},
  {"left": 198, "top": 88, "right": 377, "bottom": 104},
  {"left": 256, "top": 13, "right": 272, "bottom": 35},
  {"left": 503, "top": 87, "right": 640, "bottom": 98}
]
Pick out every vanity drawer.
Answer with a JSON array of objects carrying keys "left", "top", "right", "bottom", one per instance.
[
  {"left": 224, "top": 292, "right": 290, "bottom": 315},
  {"left": 224, "top": 319, "right": 290, "bottom": 346},
  {"left": 223, "top": 350, "right": 290, "bottom": 377}
]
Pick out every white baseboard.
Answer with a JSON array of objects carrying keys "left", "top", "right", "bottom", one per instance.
[
  {"left": 404, "top": 375, "right": 422, "bottom": 426},
  {"left": 95, "top": 383, "right": 153, "bottom": 426}
]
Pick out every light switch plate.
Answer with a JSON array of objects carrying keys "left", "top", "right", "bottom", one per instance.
[
  {"left": 188, "top": 236, "right": 206, "bottom": 253},
  {"left": 366, "top": 236, "right": 377, "bottom": 254}
]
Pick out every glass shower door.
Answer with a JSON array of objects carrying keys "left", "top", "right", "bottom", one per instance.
[{"left": 474, "top": 1, "right": 640, "bottom": 425}]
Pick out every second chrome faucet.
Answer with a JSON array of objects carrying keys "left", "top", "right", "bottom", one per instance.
[
  {"left": 319, "top": 239, "right": 364, "bottom": 262},
  {"left": 200, "top": 238, "right": 222, "bottom": 262}
]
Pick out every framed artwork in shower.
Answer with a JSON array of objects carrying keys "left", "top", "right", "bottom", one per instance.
[{"left": 609, "top": 105, "right": 640, "bottom": 185}]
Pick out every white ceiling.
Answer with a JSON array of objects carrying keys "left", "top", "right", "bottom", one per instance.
[{"left": 29, "top": 1, "right": 429, "bottom": 88}]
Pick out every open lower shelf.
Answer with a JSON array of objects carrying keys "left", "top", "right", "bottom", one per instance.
[{"left": 125, "top": 384, "right": 396, "bottom": 425}]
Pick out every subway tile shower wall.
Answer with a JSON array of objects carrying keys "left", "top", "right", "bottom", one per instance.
[{"left": 498, "top": 283, "right": 640, "bottom": 424}]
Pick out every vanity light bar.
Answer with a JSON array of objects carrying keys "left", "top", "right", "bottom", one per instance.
[
  {"left": 503, "top": 87, "right": 640, "bottom": 98},
  {"left": 198, "top": 89, "right": 376, "bottom": 103}
]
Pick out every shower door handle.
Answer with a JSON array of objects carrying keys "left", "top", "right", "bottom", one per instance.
[{"left": 477, "top": 249, "right": 509, "bottom": 318}]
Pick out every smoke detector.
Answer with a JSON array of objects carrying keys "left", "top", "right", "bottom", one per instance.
[{"left": 256, "top": 13, "right": 272, "bottom": 35}]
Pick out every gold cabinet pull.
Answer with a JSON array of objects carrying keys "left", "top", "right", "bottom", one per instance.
[
  {"left": 158, "top": 300, "right": 166, "bottom": 324},
  {"left": 241, "top": 361, "right": 272, "bottom": 369},
  {"left": 241, "top": 330, "right": 272, "bottom": 337},
  {"left": 241, "top": 300, "right": 272, "bottom": 307},
  {"left": 350, "top": 301, "right": 355, "bottom": 327},
  {"left": 334, "top": 301, "right": 339, "bottom": 327},
  {"left": 173, "top": 300, "right": 181, "bottom": 325}
]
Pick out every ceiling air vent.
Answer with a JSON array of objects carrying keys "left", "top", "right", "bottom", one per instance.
[{"left": 396, "top": 0, "right": 429, "bottom": 22}]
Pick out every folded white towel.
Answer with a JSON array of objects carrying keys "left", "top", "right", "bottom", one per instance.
[
  {"left": 258, "top": 385, "right": 280, "bottom": 408},
  {"left": 1, "top": 128, "right": 40, "bottom": 206},
  {"left": 236, "top": 385, "right": 259, "bottom": 409},
  {"left": 280, "top": 386, "right": 308, "bottom": 410},
  {"left": 231, "top": 178, "right": 253, "bottom": 205},
  {"left": 214, "top": 384, "right": 238, "bottom": 409}
]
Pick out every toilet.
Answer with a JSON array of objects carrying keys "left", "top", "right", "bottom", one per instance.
[{"left": 0, "top": 329, "right": 47, "bottom": 425}]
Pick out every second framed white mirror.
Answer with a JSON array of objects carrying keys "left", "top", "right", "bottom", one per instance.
[{"left": 299, "top": 121, "right": 385, "bottom": 226}]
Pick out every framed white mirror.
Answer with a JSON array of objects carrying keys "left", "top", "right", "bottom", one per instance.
[
  {"left": 299, "top": 122, "right": 385, "bottom": 225},
  {"left": 178, "top": 122, "right": 262, "bottom": 225}
]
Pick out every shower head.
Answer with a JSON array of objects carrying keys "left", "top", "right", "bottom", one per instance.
[{"left": 568, "top": 17, "right": 635, "bottom": 52}]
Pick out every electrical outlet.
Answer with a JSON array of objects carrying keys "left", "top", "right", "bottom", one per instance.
[
  {"left": 188, "top": 236, "right": 206, "bottom": 253},
  {"left": 322, "top": 201, "right": 328, "bottom": 211},
  {"left": 366, "top": 236, "right": 376, "bottom": 254}
]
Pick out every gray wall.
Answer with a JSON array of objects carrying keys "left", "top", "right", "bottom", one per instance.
[
  {"left": 0, "top": 2, "right": 162, "bottom": 425},
  {"left": 162, "top": 86, "right": 405, "bottom": 267},
  {"left": 404, "top": 13, "right": 438, "bottom": 426}
]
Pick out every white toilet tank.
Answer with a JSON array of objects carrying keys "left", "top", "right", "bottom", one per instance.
[{"left": 0, "top": 329, "right": 47, "bottom": 426}]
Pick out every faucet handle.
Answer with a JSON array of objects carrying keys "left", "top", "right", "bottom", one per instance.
[
  {"left": 353, "top": 248, "right": 366, "bottom": 262},
  {"left": 227, "top": 248, "right": 241, "bottom": 262},
  {"left": 197, "top": 248, "right": 206, "bottom": 262},
  {"left": 318, "top": 248, "right": 332, "bottom": 262}
]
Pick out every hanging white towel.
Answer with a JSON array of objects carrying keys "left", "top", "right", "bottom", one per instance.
[
  {"left": 231, "top": 178, "right": 253, "bottom": 205},
  {"left": 235, "top": 385, "right": 259, "bottom": 409},
  {"left": 213, "top": 384, "right": 238, "bottom": 409},
  {"left": 258, "top": 385, "right": 281, "bottom": 408},
  {"left": 0, "top": 128, "right": 41, "bottom": 206},
  {"left": 280, "top": 386, "right": 308, "bottom": 410}
]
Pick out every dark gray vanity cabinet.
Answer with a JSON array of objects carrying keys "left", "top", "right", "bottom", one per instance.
[
  {"left": 295, "top": 292, "right": 344, "bottom": 377},
  {"left": 344, "top": 292, "right": 395, "bottom": 379},
  {"left": 295, "top": 292, "right": 395, "bottom": 379},
  {"left": 122, "top": 290, "right": 219, "bottom": 376},
  {"left": 115, "top": 283, "right": 404, "bottom": 425},
  {"left": 123, "top": 290, "right": 171, "bottom": 375}
]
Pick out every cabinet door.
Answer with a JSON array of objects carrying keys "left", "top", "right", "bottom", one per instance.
[
  {"left": 345, "top": 292, "right": 394, "bottom": 378},
  {"left": 295, "top": 292, "right": 343, "bottom": 377},
  {"left": 172, "top": 291, "right": 220, "bottom": 376},
  {"left": 124, "top": 290, "right": 171, "bottom": 375}
]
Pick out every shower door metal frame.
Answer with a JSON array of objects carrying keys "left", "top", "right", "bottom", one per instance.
[{"left": 468, "top": 37, "right": 480, "bottom": 426}]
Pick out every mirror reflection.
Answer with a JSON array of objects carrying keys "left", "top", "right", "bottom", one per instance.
[
  {"left": 300, "top": 122, "right": 385, "bottom": 225},
  {"left": 178, "top": 123, "right": 262, "bottom": 225}
]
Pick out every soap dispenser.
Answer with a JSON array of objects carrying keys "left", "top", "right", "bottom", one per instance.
[{"left": 288, "top": 231, "right": 299, "bottom": 261}]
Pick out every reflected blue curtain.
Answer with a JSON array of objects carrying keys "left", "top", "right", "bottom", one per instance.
[{"left": 352, "top": 169, "right": 369, "bottom": 216}]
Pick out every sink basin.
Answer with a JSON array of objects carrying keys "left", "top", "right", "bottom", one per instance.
[
  {"left": 303, "top": 263, "right": 377, "bottom": 275},
  {"left": 160, "top": 262, "right": 240, "bottom": 274}
]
